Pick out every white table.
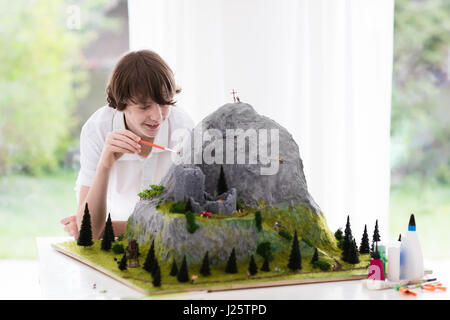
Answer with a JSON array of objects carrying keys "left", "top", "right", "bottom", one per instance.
[{"left": 36, "top": 237, "right": 450, "bottom": 300}]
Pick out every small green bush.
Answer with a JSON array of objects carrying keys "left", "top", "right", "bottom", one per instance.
[
  {"left": 112, "top": 243, "right": 125, "bottom": 254},
  {"left": 278, "top": 229, "right": 292, "bottom": 241},
  {"left": 335, "top": 228, "right": 343, "bottom": 241},
  {"left": 313, "top": 259, "right": 331, "bottom": 271},
  {"left": 170, "top": 201, "right": 186, "bottom": 213},
  {"left": 138, "top": 185, "right": 165, "bottom": 199},
  {"left": 256, "top": 241, "right": 273, "bottom": 260},
  {"left": 185, "top": 211, "right": 199, "bottom": 233}
]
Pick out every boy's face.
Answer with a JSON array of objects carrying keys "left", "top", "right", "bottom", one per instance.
[{"left": 123, "top": 99, "right": 171, "bottom": 139}]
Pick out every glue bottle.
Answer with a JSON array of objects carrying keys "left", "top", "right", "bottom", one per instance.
[
  {"left": 400, "top": 214, "right": 424, "bottom": 281},
  {"left": 387, "top": 234, "right": 401, "bottom": 282}
]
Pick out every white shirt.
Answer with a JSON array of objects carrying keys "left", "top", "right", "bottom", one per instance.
[{"left": 74, "top": 105, "right": 195, "bottom": 221}]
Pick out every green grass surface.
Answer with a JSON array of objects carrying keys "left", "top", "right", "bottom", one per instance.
[
  {"left": 58, "top": 239, "right": 369, "bottom": 295},
  {"left": 0, "top": 168, "right": 78, "bottom": 259},
  {"left": 389, "top": 178, "right": 450, "bottom": 259}
]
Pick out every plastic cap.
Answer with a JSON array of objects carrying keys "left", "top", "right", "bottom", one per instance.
[{"left": 408, "top": 214, "right": 416, "bottom": 231}]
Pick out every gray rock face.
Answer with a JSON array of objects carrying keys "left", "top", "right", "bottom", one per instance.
[
  {"left": 160, "top": 163, "right": 237, "bottom": 215},
  {"left": 129, "top": 200, "right": 258, "bottom": 265},
  {"left": 178, "top": 103, "right": 321, "bottom": 214},
  {"left": 160, "top": 164, "right": 205, "bottom": 204}
]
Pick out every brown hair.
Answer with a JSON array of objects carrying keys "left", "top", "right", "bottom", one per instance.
[{"left": 106, "top": 50, "right": 181, "bottom": 110}]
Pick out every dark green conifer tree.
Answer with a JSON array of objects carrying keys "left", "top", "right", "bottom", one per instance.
[
  {"left": 254, "top": 211, "right": 262, "bottom": 232},
  {"left": 371, "top": 220, "right": 381, "bottom": 252},
  {"left": 311, "top": 248, "right": 319, "bottom": 265},
  {"left": 77, "top": 203, "right": 93, "bottom": 247},
  {"left": 118, "top": 252, "right": 127, "bottom": 271},
  {"left": 260, "top": 256, "right": 270, "bottom": 272},
  {"left": 371, "top": 242, "right": 381, "bottom": 260},
  {"left": 185, "top": 198, "right": 193, "bottom": 212},
  {"left": 248, "top": 255, "right": 258, "bottom": 275},
  {"left": 288, "top": 230, "right": 302, "bottom": 271},
  {"left": 200, "top": 251, "right": 211, "bottom": 276},
  {"left": 225, "top": 248, "right": 238, "bottom": 274},
  {"left": 151, "top": 258, "right": 161, "bottom": 287},
  {"left": 177, "top": 255, "right": 189, "bottom": 283},
  {"left": 143, "top": 240, "right": 155, "bottom": 273},
  {"left": 359, "top": 224, "right": 370, "bottom": 254},
  {"left": 101, "top": 213, "right": 115, "bottom": 251},
  {"left": 348, "top": 239, "right": 360, "bottom": 264},
  {"left": 341, "top": 215, "right": 353, "bottom": 262},
  {"left": 169, "top": 258, "right": 178, "bottom": 276},
  {"left": 217, "top": 165, "right": 228, "bottom": 195}
]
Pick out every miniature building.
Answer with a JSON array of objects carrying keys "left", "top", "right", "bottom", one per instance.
[{"left": 127, "top": 239, "right": 140, "bottom": 268}]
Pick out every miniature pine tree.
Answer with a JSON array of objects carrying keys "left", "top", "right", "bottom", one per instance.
[
  {"left": 260, "top": 256, "right": 270, "bottom": 272},
  {"left": 185, "top": 198, "right": 193, "bottom": 212},
  {"left": 311, "top": 248, "right": 319, "bottom": 265},
  {"left": 254, "top": 211, "right": 262, "bottom": 232},
  {"left": 248, "top": 255, "right": 258, "bottom": 276},
  {"left": 348, "top": 238, "right": 360, "bottom": 265},
  {"left": 288, "top": 230, "right": 302, "bottom": 271},
  {"left": 143, "top": 240, "right": 155, "bottom": 273},
  {"left": 225, "top": 248, "right": 238, "bottom": 274},
  {"left": 169, "top": 258, "right": 178, "bottom": 276},
  {"left": 359, "top": 224, "right": 370, "bottom": 254},
  {"left": 371, "top": 219, "right": 381, "bottom": 252},
  {"left": 118, "top": 252, "right": 127, "bottom": 271},
  {"left": 371, "top": 242, "right": 381, "bottom": 260},
  {"left": 101, "top": 213, "right": 115, "bottom": 251},
  {"left": 77, "top": 203, "right": 93, "bottom": 247},
  {"left": 200, "top": 251, "right": 211, "bottom": 276},
  {"left": 341, "top": 215, "right": 353, "bottom": 262},
  {"left": 177, "top": 255, "right": 189, "bottom": 283},
  {"left": 152, "top": 258, "right": 161, "bottom": 287},
  {"left": 217, "top": 165, "right": 228, "bottom": 195}
]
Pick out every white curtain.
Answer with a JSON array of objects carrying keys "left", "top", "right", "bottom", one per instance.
[{"left": 128, "top": 0, "right": 394, "bottom": 243}]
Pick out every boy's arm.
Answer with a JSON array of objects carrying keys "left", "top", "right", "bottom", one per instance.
[
  {"left": 76, "top": 164, "right": 110, "bottom": 239},
  {"left": 111, "top": 221, "right": 127, "bottom": 237}
]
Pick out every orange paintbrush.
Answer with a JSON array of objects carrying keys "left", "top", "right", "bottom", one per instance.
[{"left": 139, "top": 139, "right": 177, "bottom": 153}]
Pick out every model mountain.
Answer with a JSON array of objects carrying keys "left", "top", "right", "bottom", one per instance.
[{"left": 126, "top": 103, "right": 338, "bottom": 266}]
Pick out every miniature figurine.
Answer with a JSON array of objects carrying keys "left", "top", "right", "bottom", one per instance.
[
  {"left": 273, "top": 222, "right": 280, "bottom": 231},
  {"left": 191, "top": 274, "right": 198, "bottom": 284},
  {"left": 230, "top": 89, "right": 237, "bottom": 103}
]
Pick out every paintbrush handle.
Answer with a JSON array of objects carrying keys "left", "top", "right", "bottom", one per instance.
[{"left": 138, "top": 140, "right": 165, "bottom": 150}]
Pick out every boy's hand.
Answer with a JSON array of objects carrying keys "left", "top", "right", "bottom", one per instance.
[
  {"left": 99, "top": 129, "right": 142, "bottom": 169},
  {"left": 61, "top": 215, "right": 79, "bottom": 240}
]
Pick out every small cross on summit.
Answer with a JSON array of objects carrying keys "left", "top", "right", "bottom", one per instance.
[{"left": 230, "top": 89, "right": 240, "bottom": 104}]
